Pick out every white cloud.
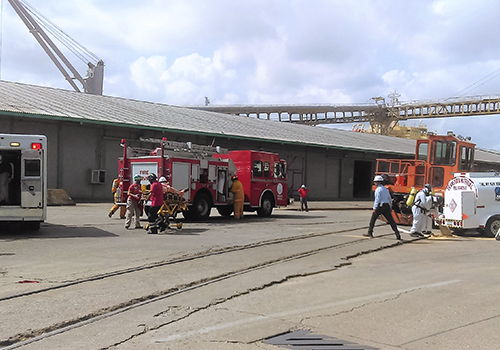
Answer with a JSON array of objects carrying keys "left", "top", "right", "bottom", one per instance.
[{"left": 2, "top": 0, "right": 500, "bottom": 149}]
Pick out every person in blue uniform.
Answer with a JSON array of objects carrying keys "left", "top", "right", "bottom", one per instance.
[{"left": 364, "top": 175, "right": 401, "bottom": 240}]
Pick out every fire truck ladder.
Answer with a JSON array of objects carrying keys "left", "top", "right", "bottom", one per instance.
[{"left": 138, "top": 137, "right": 229, "bottom": 159}]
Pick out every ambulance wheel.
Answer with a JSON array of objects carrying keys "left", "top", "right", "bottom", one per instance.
[
  {"left": 217, "top": 205, "right": 233, "bottom": 217},
  {"left": 192, "top": 194, "right": 211, "bottom": 220},
  {"left": 484, "top": 215, "right": 500, "bottom": 238},
  {"left": 257, "top": 195, "right": 273, "bottom": 217}
]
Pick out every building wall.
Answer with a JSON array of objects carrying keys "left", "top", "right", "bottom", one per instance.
[{"left": 13, "top": 114, "right": 497, "bottom": 202}]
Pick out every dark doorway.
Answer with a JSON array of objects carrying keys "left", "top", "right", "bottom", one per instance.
[{"left": 353, "top": 161, "right": 372, "bottom": 198}]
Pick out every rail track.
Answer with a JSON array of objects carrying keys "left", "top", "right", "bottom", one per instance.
[{"left": 0, "top": 217, "right": 406, "bottom": 349}]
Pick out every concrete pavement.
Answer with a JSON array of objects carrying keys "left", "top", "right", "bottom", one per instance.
[{"left": 282, "top": 200, "right": 373, "bottom": 211}]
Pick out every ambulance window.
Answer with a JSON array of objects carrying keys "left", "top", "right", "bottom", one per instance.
[
  {"left": 253, "top": 161, "right": 262, "bottom": 177},
  {"left": 263, "top": 162, "right": 270, "bottom": 177},
  {"left": 25, "top": 159, "right": 40, "bottom": 177}
]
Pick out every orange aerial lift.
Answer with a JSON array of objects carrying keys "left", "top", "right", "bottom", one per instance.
[{"left": 374, "top": 132, "right": 475, "bottom": 225}]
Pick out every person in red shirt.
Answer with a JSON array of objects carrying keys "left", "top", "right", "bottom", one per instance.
[
  {"left": 125, "top": 174, "right": 143, "bottom": 229},
  {"left": 145, "top": 173, "right": 164, "bottom": 234},
  {"left": 298, "top": 184, "right": 309, "bottom": 212}
]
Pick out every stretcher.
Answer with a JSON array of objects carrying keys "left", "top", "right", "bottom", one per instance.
[
  {"left": 158, "top": 192, "right": 187, "bottom": 230},
  {"left": 145, "top": 192, "right": 187, "bottom": 232}
]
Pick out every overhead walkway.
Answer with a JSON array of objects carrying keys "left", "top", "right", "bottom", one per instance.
[{"left": 188, "top": 94, "right": 500, "bottom": 135}]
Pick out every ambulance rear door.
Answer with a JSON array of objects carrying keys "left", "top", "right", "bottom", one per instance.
[{"left": 21, "top": 148, "right": 44, "bottom": 208}]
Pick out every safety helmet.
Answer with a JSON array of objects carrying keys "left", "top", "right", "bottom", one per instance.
[
  {"left": 424, "top": 183, "right": 432, "bottom": 190},
  {"left": 148, "top": 173, "right": 157, "bottom": 182},
  {"left": 231, "top": 175, "right": 238, "bottom": 180},
  {"left": 373, "top": 175, "right": 384, "bottom": 182},
  {"left": 301, "top": 184, "right": 306, "bottom": 188},
  {"left": 159, "top": 176, "right": 167, "bottom": 183},
  {"left": 133, "top": 174, "right": 141, "bottom": 181}
]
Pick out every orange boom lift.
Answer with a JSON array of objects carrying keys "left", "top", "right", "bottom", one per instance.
[{"left": 374, "top": 132, "right": 475, "bottom": 225}]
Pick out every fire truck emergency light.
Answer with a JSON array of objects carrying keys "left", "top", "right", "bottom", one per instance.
[{"left": 31, "top": 143, "right": 42, "bottom": 150}]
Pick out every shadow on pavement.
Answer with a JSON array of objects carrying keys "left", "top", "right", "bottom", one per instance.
[
  {"left": 0, "top": 223, "right": 118, "bottom": 239},
  {"left": 197, "top": 213, "right": 328, "bottom": 224}
]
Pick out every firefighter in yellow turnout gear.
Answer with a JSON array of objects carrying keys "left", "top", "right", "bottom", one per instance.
[
  {"left": 109, "top": 178, "right": 126, "bottom": 219},
  {"left": 230, "top": 175, "right": 244, "bottom": 219}
]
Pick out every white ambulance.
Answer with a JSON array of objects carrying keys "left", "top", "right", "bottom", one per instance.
[
  {"left": 443, "top": 172, "right": 500, "bottom": 237},
  {"left": 0, "top": 134, "right": 47, "bottom": 230}
]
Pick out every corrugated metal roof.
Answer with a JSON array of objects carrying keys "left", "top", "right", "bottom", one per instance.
[{"left": 0, "top": 80, "right": 497, "bottom": 163}]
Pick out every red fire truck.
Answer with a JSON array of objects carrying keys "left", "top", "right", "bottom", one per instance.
[{"left": 118, "top": 138, "right": 288, "bottom": 220}]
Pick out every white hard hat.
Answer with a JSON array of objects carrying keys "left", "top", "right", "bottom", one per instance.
[
  {"left": 158, "top": 176, "right": 167, "bottom": 183},
  {"left": 373, "top": 175, "right": 384, "bottom": 182},
  {"left": 301, "top": 184, "right": 306, "bottom": 188}
]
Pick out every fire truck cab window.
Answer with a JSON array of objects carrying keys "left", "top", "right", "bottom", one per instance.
[
  {"left": 274, "top": 162, "right": 286, "bottom": 179},
  {"left": 25, "top": 159, "right": 41, "bottom": 177},
  {"left": 263, "top": 162, "right": 270, "bottom": 177},
  {"left": 431, "top": 140, "right": 456, "bottom": 166},
  {"left": 200, "top": 168, "right": 208, "bottom": 183},
  {"left": 417, "top": 142, "right": 428, "bottom": 161},
  {"left": 253, "top": 161, "right": 263, "bottom": 177}
]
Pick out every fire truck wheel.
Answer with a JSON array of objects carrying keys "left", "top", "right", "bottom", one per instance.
[
  {"left": 193, "top": 194, "right": 211, "bottom": 220},
  {"left": 217, "top": 205, "right": 233, "bottom": 217},
  {"left": 484, "top": 215, "right": 500, "bottom": 238},
  {"left": 257, "top": 195, "right": 273, "bottom": 217},
  {"left": 182, "top": 209, "right": 194, "bottom": 221}
]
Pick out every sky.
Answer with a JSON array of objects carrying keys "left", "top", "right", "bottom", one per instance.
[{"left": 1, "top": 0, "right": 500, "bottom": 150}]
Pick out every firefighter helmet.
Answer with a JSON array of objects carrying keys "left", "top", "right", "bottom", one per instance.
[
  {"left": 373, "top": 175, "right": 384, "bottom": 183},
  {"left": 231, "top": 175, "right": 238, "bottom": 180},
  {"left": 159, "top": 176, "right": 167, "bottom": 183},
  {"left": 133, "top": 174, "right": 141, "bottom": 181}
]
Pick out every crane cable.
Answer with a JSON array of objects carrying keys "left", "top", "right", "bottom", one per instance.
[
  {"left": 448, "top": 66, "right": 500, "bottom": 100},
  {"left": 18, "top": 0, "right": 101, "bottom": 65}
]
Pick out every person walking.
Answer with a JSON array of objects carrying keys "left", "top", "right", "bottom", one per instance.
[
  {"left": 145, "top": 173, "right": 163, "bottom": 234},
  {"left": 410, "top": 184, "right": 433, "bottom": 238},
  {"left": 364, "top": 175, "right": 401, "bottom": 240},
  {"left": 298, "top": 184, "right": 309, "bottom": 212},
  {"left": 230, "top": 175, "right": 244, "bottom": 219},
  {"left": 125, "top": 174, "right": 143, "bottom": 229},
  {"left": 108, "top": 177, "right": 126, "bottom": 219}
]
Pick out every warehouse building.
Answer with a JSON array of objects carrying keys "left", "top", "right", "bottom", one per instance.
[{"left": 1, "top": 80, "right": 499, "bottom": 202}]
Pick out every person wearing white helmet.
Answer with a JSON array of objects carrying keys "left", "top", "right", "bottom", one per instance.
[
  {"left": 364, "top": 175, "right": 401, "bottom": 240},
  {"left": 298, "top": 184, "right": 309, "bottom": 212},
  {"left": 409, "top": 183, "right": 433, "bottom": 238}
]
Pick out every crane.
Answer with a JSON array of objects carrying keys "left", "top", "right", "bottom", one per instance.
[{"left": 7, "top": 0, "right": 104, "bottom": 95}]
